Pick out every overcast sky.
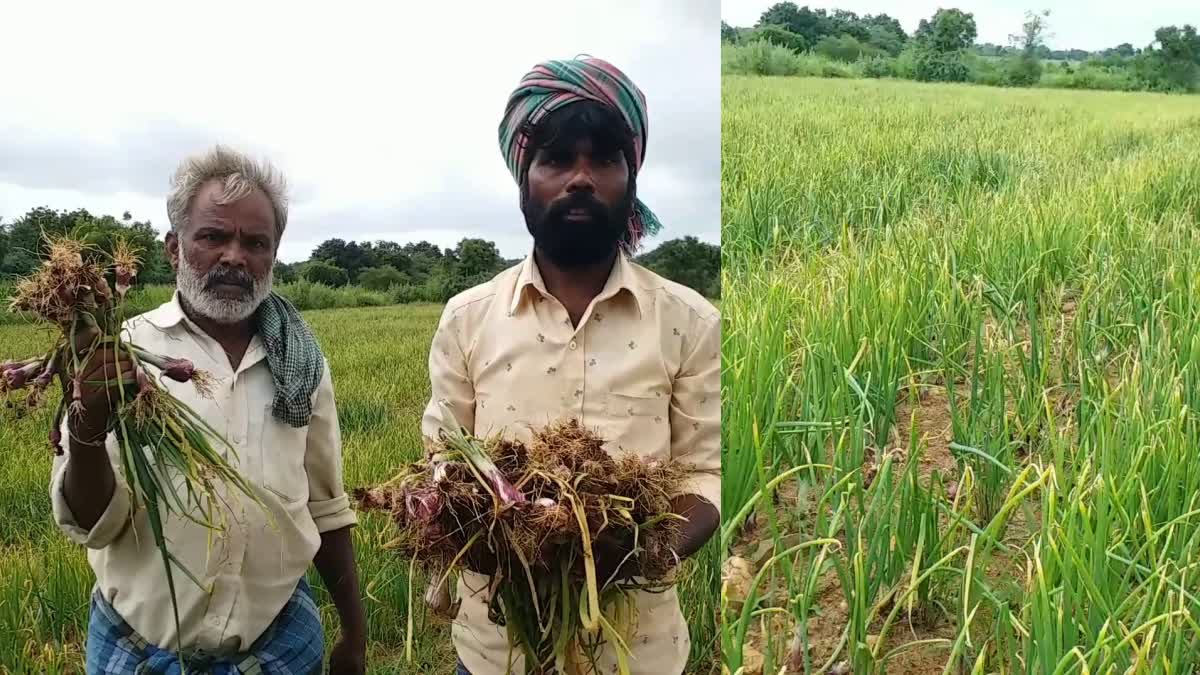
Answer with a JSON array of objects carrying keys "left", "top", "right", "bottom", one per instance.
[
  {"left": 0, "top": 1, "right": 720, "bottom": 263},
  {"left": 722, "top": 0, "right": 1197, "bottom": 52}
]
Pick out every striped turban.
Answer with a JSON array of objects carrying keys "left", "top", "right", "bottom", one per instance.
[{"left": 498, "top": 56, "right": 661, "bottom": 253}]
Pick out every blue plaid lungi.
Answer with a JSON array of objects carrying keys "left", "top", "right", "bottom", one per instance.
[{"left": 85, "top": 577, "right": 324, "bottom": 675}]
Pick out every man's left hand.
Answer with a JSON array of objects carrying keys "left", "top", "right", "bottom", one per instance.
[
  {"left": 591, "top": 527, "right": 639, "bottom": 586},
  {"left": 327, "top": 633, "right": 366, "bottom": 675}
]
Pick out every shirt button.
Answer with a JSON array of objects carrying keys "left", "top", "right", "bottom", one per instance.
[{"left": 569, "top": 340, "right": 578, "bottom": 350}]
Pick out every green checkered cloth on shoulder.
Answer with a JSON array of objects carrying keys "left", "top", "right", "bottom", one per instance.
[{"left": 254, "top": 292, "right": 325, "bottom": 428}]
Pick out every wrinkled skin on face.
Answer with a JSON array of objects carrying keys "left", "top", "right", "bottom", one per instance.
[{"left": 166, "top": 180, "right": 276, "bottom": 324}]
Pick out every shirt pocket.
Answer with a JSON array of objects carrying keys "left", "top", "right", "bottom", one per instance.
[
  {"left": 605, "top": 392, "right": 667, "bottom": 419},
  {"left": 256, "top": 404, "right": 310, "bottom": 504},
  {"left": 603, "top": 392, "right": 671, "bottom": 455}
]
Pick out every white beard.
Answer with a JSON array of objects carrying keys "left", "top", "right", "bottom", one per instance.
[{"left": 176, "top": 251, "right": 273, "bottom": 324}]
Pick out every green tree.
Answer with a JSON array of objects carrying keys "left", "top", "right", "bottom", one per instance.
[
  {"left": 358, "top": 265, "right": 407, "bottom": 291},
  {"left": 310, "top": 238, "right": 374, "bottom": 282},
  {"left": 751, "top": 24, "right": 808, "bottom": 53},
  {"left": 1006, "top": 9, "right": 1051, "bottom": 87},
  {"left": 302, "top": 260, "right": 349, "bottom": 287},
  {"left": 721, "top": 21, "right": 738, "bottom": 43},
  {"left": 915, "top": 8, "right": 977, "bottom": 53},
  {"left": 0, "top": 207, "right": 172, "bottom": 283},
  {"left": 274, "top": 261, "right": 298, "bottom": 284},
  {"left": 1150, "top": 25, "right": 1200, "bottom": 91},
  {"left": 634, "top": 236, "right": 721, "bottom": 299},
  {"left": 759, "top": 2, "right": 830, "bottom": 46},
  {"left": 816, "top": 34, "right": 884, "bottom": 62},
  {"left": 913, "top": 8, "right": 978, "bottom": 82}
]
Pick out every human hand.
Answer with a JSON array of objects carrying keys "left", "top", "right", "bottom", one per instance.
[
  {"left": 64, "top": 326, "right": 136, "bottom": 446},
  {"left": 589, "top": 527, "right": 639, "bottom": 587},
  {"left": 327, "top": 633, "right": 366, "bottom": 675}
]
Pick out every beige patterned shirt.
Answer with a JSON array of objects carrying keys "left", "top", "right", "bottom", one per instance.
[
  {"left": 421, "top": 251, "right": 721, "bottom": 675},
  {"left": 49, "top": 292, "right": 357, "bottom": 652}
]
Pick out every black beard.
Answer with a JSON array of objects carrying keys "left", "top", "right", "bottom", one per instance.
[{"left": 523, "top": 190, "right": 630, "bottom": 268}]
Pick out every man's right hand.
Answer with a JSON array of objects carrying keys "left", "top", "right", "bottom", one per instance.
[
  {"left": 463, "top": 536, "right": 499, "bottom": 577},
  {"left": 65, "top": 326, "right": 136, "bottom": 447}
]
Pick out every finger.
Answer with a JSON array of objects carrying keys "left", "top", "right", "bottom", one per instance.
[
  {"left": 80, "top": 348, "right": 119, "bottom": 379},
  {"left": 70, "top": 324, "right": 101, "bottom": 353}
]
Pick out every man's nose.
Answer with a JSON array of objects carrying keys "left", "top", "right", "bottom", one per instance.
[
  {"left": 218, "top": 240, "right": 249, "bottom": 268},
  {"left": 565, "top": 158, "right": 596, "bottom": 193}
]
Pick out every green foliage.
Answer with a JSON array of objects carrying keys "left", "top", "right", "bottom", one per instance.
[
  {"left": 721, "top": 20, "right": 738, "bottom": 43},
  {"left": 814, "top": 34, "right": 885, "bottom": 63},
  {"left": 722, "top": 73, "right": 1200, "bottom": 673},
  {"left": 723, "top": 43, "right": 861, "bottom": 78},
  {"left": 0, "top": 207, "right": 172, "bottom": 283},
  {"left": 273, "top": 260, "right": 298, "bottom": 284},
  {"left": 750, "top": 24, "right": 807, "bottom": 53},
  {"left": 913, "top": 47, "right": 971, "bottom": 82},
  {"left": 634, "top": 236, "right": 721, "bottom": 299},
  {"left": 860, "top": 55, "right": 896, "bottom": 78},
  {"left": 358, "top": 265, "right": 408, "bottom": 292},
  {"left": 722, "top": 42, "right": 807, "bottom": 77},
  {"left": 915, "top": 8, "right": 977, "bottom": 53},
  {"left": 301, "top": 259, "right": 350, "bottom": 288},
  {"left": 1147, "top": 24, "right": 1200, "bottom": 91},
  {"left": 1006, "top": 54, "right": 1044, "bottom": 87}
]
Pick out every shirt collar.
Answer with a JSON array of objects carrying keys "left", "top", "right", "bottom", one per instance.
[
  {"left": 508, "top": 250, "right": 643, "bottom": 318},
  {"left": 141, "top": 290, "right": 266, "bottom": 373},
  {"left": 140, "top": 290, "right": 188, "bottom": 329}
]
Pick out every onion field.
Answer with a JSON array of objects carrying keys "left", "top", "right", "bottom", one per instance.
[{"left": 721, "top": 76, "right": 1200, "bottom": 674}]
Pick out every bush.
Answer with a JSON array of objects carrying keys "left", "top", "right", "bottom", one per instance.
[
  {"left": 273, "top": 261, "right": 298, "bottom": 284},
  {"left": 966, "top": 53, "right": 1008, "bottom": 87},
  {"left": 860, "top": 56, "right": 896, "bottom": 78},
  {"left": 750, "top": 24, "right": 807, "bottom": 53},
  {"left": 358, "top": 265, "right": 406, "bottom": 292},
  {"left": 913, "top": 49, "right": 971, "bottom": 82},
  {"left": 722, "top": 42, "right": 804, "bottom": 77},
  {"left": 1005, "top": 54, "right": 1043, "bottom": 87},
  {"left": 1040, "top": 65, "right": 1140, "bottom": 91},
  {"left": 301, "top": 260, "right": 349, "bottom": 288},
  {"left": 275, "top": 280, "right": 389, "bottom": 311},
  {"left": 814, "top": 34, "right": 885, "bottom": 63}
]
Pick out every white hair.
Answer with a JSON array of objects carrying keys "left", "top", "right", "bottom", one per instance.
[{"left": 166, "top": 144, "right": 289, "bottom": 240}]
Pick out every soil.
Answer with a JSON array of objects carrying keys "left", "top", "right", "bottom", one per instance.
[{"left": 728, "top": 315, "right": 1077, "bottom": 674}]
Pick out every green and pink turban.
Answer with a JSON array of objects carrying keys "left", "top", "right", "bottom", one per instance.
[{"left": 499, "top": 56, "right": 662, "bottom": 252}]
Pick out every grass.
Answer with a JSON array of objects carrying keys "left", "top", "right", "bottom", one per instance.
[
  {"left": 721, "top": 75, "right": 1200, "bottom": 673},
  {"left": 0, "top": 304, "right": 719, "bottom": 673}
]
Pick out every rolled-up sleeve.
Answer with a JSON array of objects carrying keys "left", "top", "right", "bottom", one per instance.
[
  {"left": 669, "top": 311, "right": 722, "bottom": 516},
  {"left": 305, "top": 361, "right": 357, "bottom": 533},
  {"left": 421, "top": 305, "right": 476, "bottom": 452},
  {"left": 49, "top": 417, "right": 132, "bottom": 549}
]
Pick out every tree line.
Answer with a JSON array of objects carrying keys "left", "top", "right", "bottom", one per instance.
[
  {"left": 723, "top": 3, "right": 1200, "bottom": 93},
  {"left": 0, "top": 207, "right": 720, "bottom": 302}
]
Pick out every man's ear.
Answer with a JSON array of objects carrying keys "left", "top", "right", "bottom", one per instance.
[{"left": 165, "top": 231, "right": 180, "bottom": 272}]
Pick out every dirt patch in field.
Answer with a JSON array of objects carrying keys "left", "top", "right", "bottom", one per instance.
[{"left": 888, "top": 383, "right": 959, "bottom": 483}]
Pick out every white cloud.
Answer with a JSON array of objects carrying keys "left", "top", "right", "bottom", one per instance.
[{"left": 0, "top": 0, "right": 720, "bottom": 262}]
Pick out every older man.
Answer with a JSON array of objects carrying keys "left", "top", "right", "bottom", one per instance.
[
  {"left": 49, "top": 146, "right": 366, "bottom": 674},
  {"left": 422, "top": 57, "right": 721, "bottom": 675}
]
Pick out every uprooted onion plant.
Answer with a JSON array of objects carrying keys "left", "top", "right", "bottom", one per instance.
[
  {"left": 2, "top": 235, "right": 267, "bottom": 666},
  {"left": 355, "top": 413, "right": 688, "bottom": 675}
]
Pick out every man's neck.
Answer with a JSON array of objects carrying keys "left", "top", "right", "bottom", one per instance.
[
  {"left": 535, "top": 248, "right": 618, "bottom": 326},
  {"left": 178, "top": 294, "right": 255, "bottom": 369}
]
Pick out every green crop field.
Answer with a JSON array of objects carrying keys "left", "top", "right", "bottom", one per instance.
[
  {"left": 721, "top": 76, "right": 1200, "bottom": 673},
  {"left": 0, "top": 304, "right": 719, "bottom": 673}
]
